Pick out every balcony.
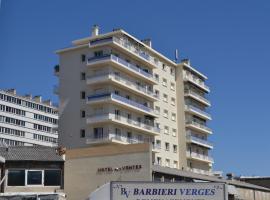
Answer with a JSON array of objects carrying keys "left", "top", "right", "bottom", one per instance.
[
  {"left": 186, "top": 167, "right": 213, "bottom": 176},
  {"left": 86, "top": 135, "right": 127, "bottom": 145},
  {"left": 186, "top": 151, "right": 214, "bottom": 163},
  {"left": 183, "top": 74, "right": 210, "bottom": 93},
  {"left": 186, "top": 135, "right": 213, "bottom": 149},
  {"left": 87, "top": 54, "right": 157, "bottom": 84},
  {"left": 86, "top": 73, "right": 158, "bottom": 101},
  {"left": 86, "top": 113, "right": 160, "bottom": 136},
  {"left": 185, "top": 105, "right": 212, "bottom": 120},
  {"left": 186, "top": 121, "right": 212, "bottom": 134},
  {"left": 184, "top": 90, "right": 211, "bottom": 106},
  {"left": 89, "top": 37, "right": 159, "bottom": 69},
  {"left": 87, "top": 93, "right": 157, "bottom": 117}
]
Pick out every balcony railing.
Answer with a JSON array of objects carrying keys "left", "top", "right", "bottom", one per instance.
[
  {"left": 186, "top": 167, "right": 213, "bottom": 176},
  {"left": 184, "top": 90, "right": 210, "bottom": 105},
  {"left": 86, "top": 73, "right": 158, "bottom": 99},
  {"left": 185, "top": 105, "right": 211, "bottom": 119},
  {"left": 186, "top": 151, "right": 214, "bottom": 163},
  {"left": 88, "top": 93, "right": 156, "bottom": 115},
  {"left": 184, "top": 74, "right": 210, "bottom": 92},
  {"left": 186, "top": 121, "right": 212, "bottom": 133},
  {"left": 87, "top": 54, "right": 155, "bottom": 81},
  {"left": 186, "top": 135, "right": 213, "bottom": 147},
  {"left": 87, "top": 113, "right": 160, "bottom": 134},
  {"left": 89, "top": 36, "right": 160, "bottom": 68},
  {"left": 113, "top": 37, "right": 159, "bottom": 67}
]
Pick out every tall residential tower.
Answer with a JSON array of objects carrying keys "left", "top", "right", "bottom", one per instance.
[{"left": 56, "top": 26, "right": 213, "bottom": 175}]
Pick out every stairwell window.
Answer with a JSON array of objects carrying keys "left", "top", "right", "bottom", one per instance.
[
  {"left": 171, "top": 97, "right": 176, "bottom": 106},
  {"left": 171, "top": 82, "right": 175, "bottom": 91},
  {"left": 81, "top": 72, "right": 86, "bottom": 80},
  {"left": 163, "top": 94, "right": 168, "bottom": 102},
  {"left": 172, "top": 128, "right": 177, "bottom": 137},
  {"left": 165, "top": 159, "right": 170, "bottom": 167},
  {"left": 162, "top": 78, "right": 167, "bottom": 87},
  {"left": 80, "top": 129, "right": 85, "bottom": 138},
  {"left": 81, "top": 91, "right": 86, "bottom": 99},
  {"left": 171, "top": 113, "right": 176, "bottom": 121},
  {"left": 173, "top": 145, "right": 178, "bottom": 153},
  {"left": 81, "top": 54, "right": 86, "bottom": 62}
]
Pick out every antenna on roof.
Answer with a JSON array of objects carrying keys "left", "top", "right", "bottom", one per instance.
[{"left": 175, "top": 49, "right": 179, "bottom": 63}]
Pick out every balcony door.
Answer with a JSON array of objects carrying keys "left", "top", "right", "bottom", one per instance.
[{"left": 94, "top": 127, "right": 103, "bottom": 139}]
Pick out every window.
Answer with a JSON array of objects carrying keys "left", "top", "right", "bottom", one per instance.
[
  {"left": 164, "top": 126, "right": 169, "bottom": 135},
  {"left": 155, "top": 106, "right": 160, "bottom": 115},
  {"left": 163, "top": 94, "right": 168, "bottom": 102},
  {"left": 81, "top": 110, "right": 85, "bottom": 118},
  {"left": 171, "top": 113, "right": 176, "bottom": 121},
  {"left": 7, "top": 170, "right": 25, "bottom": 186},
  {"left": 94, "top": 50, "right": 103, "bottom": 57},
  {"left": 171, "top": 82, "right": 175, "bottom": 91},
  {"left": 170, "top": 67, "right": 175, "bottom": 75},
  {"left": 80, "top": 129, "right": 85, "bottom": 138},
  {"left": 44, "top": 170, "right": 61, "bottom": 186},
  {"left": 165, "top": 142, "right": 170, "bottom": 151},
  {"left": 173, "top": 161, "right": 178, "bottom": 168},
  {"left": 154, "top": 74, "right": 159, "bottom": 81},
  {"left": 165, "top": 159, "right": 170, "bottom": 167},
  {"left": 173, "top": 145, "right": 178, "bottom": 153},
  {"left": 163, "top": 109, "right": 168, "bottom": 118},
  {"left": 81, "top": 72, "right": 86, "bottom": 80},
  {"left": 156, "top": 140, "right": 161, "bottom": 149},
  {"left": 81, "top": 54, "right": 86, "bottom": 62},
  {"left": 162, "top": 78, "right": 167, "bottom": 87},
  {"left": 157, "top": 157, "right": 162, "bottom": 165},
  {"left": 162, "top": 64, "right": 166, "bottom": 71},
  {"left": 154, "top": 90, "right": 160, "bottom": 98},
  {"left": 27, "top": 170, "right": 42, "bottom": 185},
  {"left": 171, "top": 97, "right": 175, "bottom": 106},
  {"left": 81, "top": 91, "right": 86, "bottom": 99},
  {"left": 94, "top": 127, "right": 103, "bottom": 138},
  {"left": 172, "top": 128, "right": 177, "bottom": 137}
]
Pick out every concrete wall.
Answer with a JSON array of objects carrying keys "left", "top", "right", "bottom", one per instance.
[{"left": 64, "top": 143, "right": 152, "bottom": 200}]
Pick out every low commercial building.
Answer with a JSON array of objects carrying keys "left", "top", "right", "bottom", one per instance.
[
  {"left": 0, "top": 146, "right": 65, "bottom": 199},
  {"left": 64, "top": 144, "right": 270, "bottom": 200},
  {"left": 240, "top": 177, "right": 270, "bottom": 189}
]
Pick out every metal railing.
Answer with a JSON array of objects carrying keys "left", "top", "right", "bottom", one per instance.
[
  {"left": 184, "top": 90, "right": 210, "bottom": 105},
  {"left": 87, "top": 54, "right": 155, "bottom": 80},
  {"left": 186, "top": 167, "right": 213, "bottom": 176},
  {"left": 183, "top": 74, "right": 210, "bottom": 91},
  {"left": 87, "top": 113, "right": 160, "bottom": 134},
  {"left": 186, "top": 151, "right": 214, "bottom": 162},
  {"left": 88, "top": 93, "right": 155, "bottom": 114},
  {"left": 185, "top": 105, "right": 211, "bottom": 119},
  {"left": 186, "top": 121, "right": 212, "bottom": 133},
  {"left": 186, "top": 135, "right": 213, "bottom": 147},
  {"left": 86, "top": 73, "right": 158, "bottom": 99}
]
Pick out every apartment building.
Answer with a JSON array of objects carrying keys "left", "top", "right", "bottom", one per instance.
[
  {"left": 56, "top": 25, "right": 213, "bottom": 176},
  {"left": 0, "top": 89, "right": 58, "bottom": 146}
]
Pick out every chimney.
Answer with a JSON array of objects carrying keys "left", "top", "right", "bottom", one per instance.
[
  {"left": 141, "top": 39, "right": 152, "bottom": 48},
  {"left": 92, "top": 25, "right": 99, "bottom": 37},
  {"left": 6, "top": 89, "right": 16, "bottom": 95},
  {"left": 181, "top": 58, "right": 191, "bottom": 66},
  {"left": 33, "top": 95, "right": 42, "bottom": 103},
  {"left": 24, "top": 94, "right": 32, "bottom": 100},
  {"left": 43, "top": 99, "right": 52, "bottom": 106}
]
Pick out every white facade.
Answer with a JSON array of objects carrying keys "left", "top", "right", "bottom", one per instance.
[
  {"left": 0, "top": 89, "right": 58, "bottom": 147},
  {"left": 56, "top": 26, "right": 214, "bottom": 176}
]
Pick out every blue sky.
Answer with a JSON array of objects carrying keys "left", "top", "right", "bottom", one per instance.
[{"left": 0, "top": 0, "right": 269, "bottom": 176}]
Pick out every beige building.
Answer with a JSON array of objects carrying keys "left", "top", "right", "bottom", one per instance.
[
  {"left": 64, "top": 144, "right": 270, "bottom": 200},
  {"left": 55, "top": 25, "right": 214, "bottom": 176}
]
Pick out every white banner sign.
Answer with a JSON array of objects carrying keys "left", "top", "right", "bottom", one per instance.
[{"left": 112, "top": 182, "right": 226, "bottom": 200}]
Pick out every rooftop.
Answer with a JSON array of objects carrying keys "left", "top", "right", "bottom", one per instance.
[{"left": 0, "top": 146, "right": 64, "bottom": 162}]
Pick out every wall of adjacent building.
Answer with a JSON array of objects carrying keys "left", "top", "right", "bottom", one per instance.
[{"left": 64, "top": 143, "right": 152, "bottom": 200}]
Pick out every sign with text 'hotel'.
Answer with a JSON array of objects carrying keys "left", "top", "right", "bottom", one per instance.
[{"left": 111, "top": 182, "right": 227, "bottom": 200}]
